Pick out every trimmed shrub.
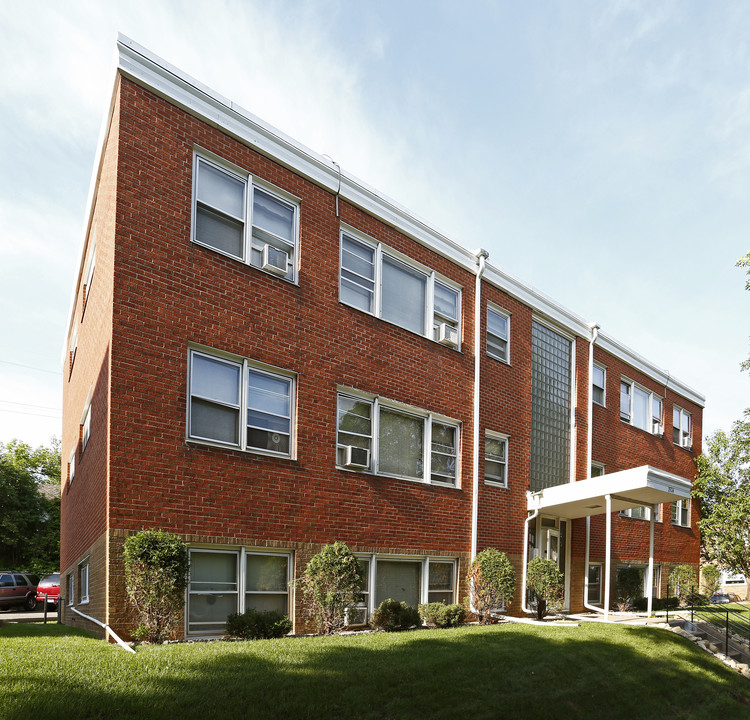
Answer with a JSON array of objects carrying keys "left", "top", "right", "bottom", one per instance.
[
  {"left": 419, "top": 602, "right": 466, "bottom": 628},
  {"left": 370, "top": 599, "right": 421, "bottom": 632},
  {"left": 296, "top": 541, "right": 364, "bottom": 635},
  {"left": 123, "top": 530, "right": 189, "bottom": 643},
  {"left": 526, "top": 557, "right": 564, "bottom": 620},
  {"left": 226, "top": 609, "right": 292, "bottom": 640},
  {"left": 615, "top": 566, "right": 644, "bottom": 610},
  {"left": 467, "top": 548, "right": 515, "bottom": 623},
  {"left": 632, "top": 596, "right": 679, "bottom": 612}
]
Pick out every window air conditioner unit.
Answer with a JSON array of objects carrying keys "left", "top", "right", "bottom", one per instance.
[
  {"left": 436, "top": 323, "right": 458, "bottom": 348},
  {"left": 681, "top": 436, "right": 692, "bottom": 449},
  {"left": 344, "top": 445, "right": 369, "bottom": 469},
  {"left": 652, "top": 421, "right": 662, "bottom": 435},
  {"left": 262, "top": 245, "right": 289, "bottom": 276}
]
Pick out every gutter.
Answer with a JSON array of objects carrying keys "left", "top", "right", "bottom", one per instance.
[{"left": 71, "top": 606, "right": 136, "bottom": 654}]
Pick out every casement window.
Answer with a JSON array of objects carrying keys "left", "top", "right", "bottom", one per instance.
[
  {"left": 188, "top": 348, "right": 294, "bottom": 457},
  {"left": 590, "top": 463, "right": 605, "bottom": 478},
  {"left": 339, "top": 228, "right": 461, "bottom": 348},
  {"left": 81, "top": 401, "right": 91, "bottom": 453},
  {"left": 348, "top": 556, "right": 457, "bottom": 626},
  {"left": 485, "top": 433, "right": 508, "bottom": 487},
  {"left": 187, "top": 548, "right": 292, "bottom": 635},
  {"left": 673, "top": 406, "right": 692, "bottom": 448},
  {"left": 79, "top": 560, "right": 89, "bottom": 604},
  {"left": 587, "top": 563, "right": 602, "bottom": 605},
  {"left": 82, "top": 244, "right": 96, "bottom": 312},
  {"left": 592, "top": 364, "right": 606, "bottom": 406},
  {"left": 620, "top": 379, "right": 662, "bottom": 435},
  {"left": 671, "top": 499, "right": 689, "bottom": 527},
  {"left": 336, "top": 391, "right": 459, "bottom": 486},
  {"left": 487, "top": 306, "right": 510, "bottom": 363},
  {"left": 67, "top": 573, "right": 74, "bottom": 606},
  {"left": 192, "top": 153, "right": 299, "bottom": 282}
]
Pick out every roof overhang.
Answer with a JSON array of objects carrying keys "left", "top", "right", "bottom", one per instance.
[{"left": 527, "top": 466, "right": 692, "bottom": 520}]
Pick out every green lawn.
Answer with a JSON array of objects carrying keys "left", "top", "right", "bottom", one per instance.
[{"left": 2, "top": 621, "right": 749, "bottom": 719}]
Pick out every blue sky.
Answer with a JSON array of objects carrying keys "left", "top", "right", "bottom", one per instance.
[{"left": 0, "top": 0, "right": 748, "bottom": 448}]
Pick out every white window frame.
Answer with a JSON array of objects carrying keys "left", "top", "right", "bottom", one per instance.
[
  {"left": 486, "top": 304, "right": 510, "bottom": 363},
  {"left": 243, "top": 548, "right": 293, "bottom": 616},
  {"left": 339, "top": 225, "right": 462, "bottom": 348},
  {"left": 82, "top": 243, "right": 96, "bottom": 313},
  {"left": 671, "top": 499, "right": 689, "bottom": 527},
  {"left": 68, "top": 325, "right": 78, "bottom": 374},
  {"left": 336, "top": 389, "right": 460, "bottom": 487},
  {"left": 484, "top": 431, "right": 509, "bottom": 488},
  {"left": 592, "top": 363, "right": 606, "bottom": 407},
  {"left": 191, "top": 150, "right": 300, "bottom": 283},
  {"left": 187, "top": 346, "right": 296, "bottom": 458},
  {"left": 587, "top": 562, "right": 602, "bottom": 605},
  {"left": 620, "top": 505, "right": 660, "bottom": 521},
  {"left": 81, "top": 398, "right": 91, "bottom": 454},
  {"left": 68, "top": 448, "right": 76, "bottom": 485},
  {"left": 620, "top": 378, "right": 662, "bottom": 435},
  {"left": 67, "top": 572, "right": 74, "bottom": 607},
  {"left": 673, "top": 406, "right": 692, "bottom": 448},
  {"left": 590, "top": 462, "right": 605, "bottom": 478},
  {"left": 79, "top": 560, "right": 89, "bottom": 604}
]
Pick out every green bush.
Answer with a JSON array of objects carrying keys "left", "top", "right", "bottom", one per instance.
[
  {"left": 467, "top": 548, "right": 515, "bottom": 623},
  {"left": 632, "top": 596, "right": 679, "bottom": 612},
  {"left": 123, "top": 530, "right": 189, "bottom": 643},
  {"left": 701, "top": 565, "right": 721, "bottom": 596},
  {"left": 419, "top": 602, "right": 466, "bottom": 628},
  {"left": 370, "top": 599, "right": 421, "bottom": 632},
  {"left": 295, "top": 541, "right": 364, "bottom": 635},
  {"left": 670, "top": 564, "right": 698, "bottom": 605},
  {"left": 615, "top": 566, "right": 645, "bottom": 610},
  {"left": 226, "top": 609, "right": 292, "bottom": 639},
  {"left": 526, "top": 557, "right": 564, "bottom": 620}
]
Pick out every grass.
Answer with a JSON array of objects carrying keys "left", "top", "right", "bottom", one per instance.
[{"left": 2, "top": 621, "right": 750, "bottom": 719}]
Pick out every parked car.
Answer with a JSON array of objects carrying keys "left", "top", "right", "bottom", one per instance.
[
  {"left": 709, "top": 593, "right": 732, "bottom": 604},
  {"left": 35, "top": 572, "right": 60, "bottom": 609},
  {"left": 0, "top": 571, "right": 40, "bottom": 611}
]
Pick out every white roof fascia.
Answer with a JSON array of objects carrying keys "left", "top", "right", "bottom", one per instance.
[
  {"left": 527, "top": 465, "right": 692, "bottom": 520},
  {"left": 110, "top": 36, "right": 704, "bottom": 407}
]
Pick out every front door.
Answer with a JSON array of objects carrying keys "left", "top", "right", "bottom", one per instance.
[{"left": 541, "top": 528, "right": 560, "bottom": 565}]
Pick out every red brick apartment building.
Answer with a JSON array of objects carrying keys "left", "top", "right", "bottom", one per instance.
[{"left": 61, "top": 36, "right": 703, "bottom": 639}]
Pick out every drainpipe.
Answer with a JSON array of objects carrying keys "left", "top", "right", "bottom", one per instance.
[
  {"left": 583, "top": 515, "right": 604, "bottom": 614},
  {"left": 470, "top": 248, "right": 489, "bottom": 564},
  {"left": 522, "top": 504, "right": 540, "bottom": 614},
  {"left": 586, "top": 322, "right": 599, "bottom": 474},
  {"left": 71, "top": 606, "right": 135, "bottom": 654}
]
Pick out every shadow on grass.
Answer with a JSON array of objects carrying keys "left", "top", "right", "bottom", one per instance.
[{"left": 2, "top": 624, "right": 750, "bottom": 720}]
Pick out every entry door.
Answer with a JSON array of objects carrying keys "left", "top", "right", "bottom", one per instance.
[{"left": 541, "top": 528, "right": 560, "bottom": 565}]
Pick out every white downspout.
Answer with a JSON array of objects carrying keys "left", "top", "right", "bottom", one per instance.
[
  {"left": 522, "top": 505, "right": 539, "bottom": 614},
  {"left": 470, "top": 249, "right": 489, "bottom": 564},
  {"left": 646, "top": 506, "right": 655, "bottom": 617},
  {"left": 604, "top": 493, "right": 612, "bottom": 621},
  {"left": 71, "top": 606, "right": 135, "bottom": 653}
]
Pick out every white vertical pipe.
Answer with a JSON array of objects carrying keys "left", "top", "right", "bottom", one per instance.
[
  {"left": 604, "top": 494, "right": 612, "bottom": 621},
  {"left": 647, "top": 506, "right": 655, "bottom": 617}
]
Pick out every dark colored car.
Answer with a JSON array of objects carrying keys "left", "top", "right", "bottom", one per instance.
[
  {"left": 0, "top": 571, "right": 40, "bottom": 611},
  {"left": 710, "top": 593, "right": 732, "bottom": 604},
  {"left": 36, "top": 572, "right": 60, "bottom": 609}
]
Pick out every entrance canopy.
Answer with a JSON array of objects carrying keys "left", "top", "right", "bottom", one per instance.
[{"left": 527, "top": 465, "right": 692, "bottom": 519}]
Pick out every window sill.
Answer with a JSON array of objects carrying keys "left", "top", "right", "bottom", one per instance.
[
  {"left": 336, "top": 465, "right": 461, "bottom": 489},
  {"left": 484, "top": 480, "right": 509, "bottom": 489},
  {"left": 487, "top": 353, "right": 511, "bottom": 365},
  {"left": 187, "top": 438, "right": 296, "bottom": 461},
  {"left": 193, "top": 240, "right": 299, "bottom": 285}
]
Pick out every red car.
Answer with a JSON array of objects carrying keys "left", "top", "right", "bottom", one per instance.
[{"left": 35, "top": 572, "right": 60, "bottom": 610}]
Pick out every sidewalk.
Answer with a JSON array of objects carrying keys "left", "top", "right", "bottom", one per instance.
[{"left": 0, "top": 607, "right": 59, "bottom": 623}]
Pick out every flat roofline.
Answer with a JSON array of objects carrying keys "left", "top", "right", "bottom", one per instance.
[
  {"left": 527, "top": 466, "right": 692, "bottom": 520},
  {"left": 62, "top": 34, "right": 706, "bottom": 409}
]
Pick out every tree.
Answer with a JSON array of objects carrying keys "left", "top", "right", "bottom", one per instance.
[
  {"left": 701, "top": 565, "right": 721, "bottom": 596},
  {"left": 526, "top": 557, "right": 564, "bottom": 620},
  {"left": 669, "top": 564, "right": 698, "bottom": 605},
  {"left": 296, "top": 541, "right": 363, "bottom": 635},
  {"left": 123, "top": 530, "right": 190, "bottom": 643},
  {"left": 694, "top": 410, "right": 750, "bottom": 600},
  {"left": 467, "top": 548, "right": 515, "bottom": 623},
  {"left": 0, "top": 438, "right": 60, "bottom": 574}
]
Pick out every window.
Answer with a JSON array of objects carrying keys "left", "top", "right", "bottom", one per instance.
[
  {"left": 485, "top": 433, "right": 508, "bottom": 487},
  {"left": 68, "top": 448, "right": 75, "bottom": 485},
  {"left": 82, "top": 244, "right": 96, "bottom": 312},
  {"left": 188, "top": 549, "right": 239, "bottom": 635},
  {"left": 348, "top": 558, "right": 371, "bottom": 626},
  {"left": 673, "top": 406, "right": 691, "bottom": 448},
  {"left": 339, "top": 229, "right": 461, "bottom": 347},
  {"left": 193, "top": 153, "right": 299, "bottom": 282},
  {"left": 487, "top": 306, "right": 510, "bottom": 362},
  {"left": 620, "top": 379, "right": 662, "bottom": 435},
  {"left": 68, "top": 325, "right": 78, "bottom": 374},
  {"left": 336, "top": 391, "right": 459, "bottom": 486},
  {"left": 188, "top": 348, "right": 294, "bottom": 457},
  {"left": 428, "top": 561, "right": 454, "bottom": 604},
  {"left": 592, "top": 364, "right": 606, "bottom": 406},
  {"left": 620, "top": 506, "right": 657, "bottom": 521},
  {"left": 671, "top": 499, "right": 689, "bottom": 527},
  {"left": 590, "top": 463, "right": 605, "bottom": 478},
  {"left": 587, "top": 563, "right": 602, "bottom": 605},
  {"left": 79, "top": 560, "right": 89, "bottom": 604},
  {"left": 245, "top": 552, "right": 291, "bottom": 615},
  {"left": 67, "top": 573, "right": 74, "bottom": 606},
  {"left": 81, "top": 402, "right": 91, "bottom": 453}
]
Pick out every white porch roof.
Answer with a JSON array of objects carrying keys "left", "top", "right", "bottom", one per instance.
[{"left": 527, "top": 465, "right": 692, "bottom": 519}]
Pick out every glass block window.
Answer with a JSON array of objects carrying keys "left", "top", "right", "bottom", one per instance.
[{"left": 530, "top": 321, "right": 571, "bottom": 491}]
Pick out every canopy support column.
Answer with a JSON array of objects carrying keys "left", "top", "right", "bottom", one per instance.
[
  {"left": 646, "top": 505, "right": 655, "bottom": 617},
  {"left": 604, "top": 494, "right": 611, "bottom": 621}
]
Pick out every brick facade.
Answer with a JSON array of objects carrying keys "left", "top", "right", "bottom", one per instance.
[{"left": 61, "top": 39, "right": 703, "bottom": 641}]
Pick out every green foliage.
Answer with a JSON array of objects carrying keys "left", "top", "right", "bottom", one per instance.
[
  {"left": 296, "top": 541, "right": 363, "bottom": 635},
  {"left": 123, "top": 530, "right": 189, "bottom": 643},
  {"left": 632, "top": 596, "right": 679, "bottom": 612},
  {"left": 370, "top": 598, "right": 421, "bottom": 632},
  {"left": 616, "top": 566, "right": 645, "bottom": 609},
  {"left": 227, "top": 609, "right": 292, "bottom": 639},
  {"left": 670, "top": 564, "right": 698, "bottom": 604},
  {"left": 526, "top": 557, "right": 564, "bottom": 620},
  {"left": 738, "top": 252, "right": 750, "bottom": 371},
  {"left": 467, "top": 548, "right": 515, "bottom": 623},
  {"left": 0, "top": 438, "right": 60, "bottom": 572},
  {"left": 694, "top": 411, "right": 750, "bottom": 601},
  {"left": 419, "top": 602, "right": 465, "bottom": 628},
  {"left": 701, "top": 565, "right": 722, "bottom": 596}
]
